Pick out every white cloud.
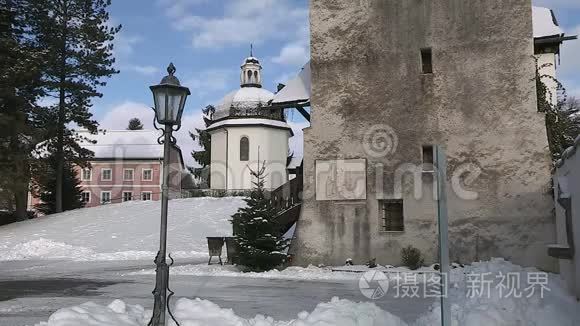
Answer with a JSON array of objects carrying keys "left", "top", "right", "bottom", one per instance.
[
  {"left": 183, "top": 69, "right": 236, "bottom": 98},
  {"left": 119, "top": 64, "right": 160, "bottom": 76},
  {"left": 272, "top": 43, "right": 309, "bottom": 66},
  {"left": 99, "top": 101, "right": 155, "bottom": 130},
  {"left": 160, "top": 0, "right": 308, "bottom": 49}
]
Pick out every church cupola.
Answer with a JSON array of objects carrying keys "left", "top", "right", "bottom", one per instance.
[{"left": 240, "top": 45, "right": 262, "bottom": 88}]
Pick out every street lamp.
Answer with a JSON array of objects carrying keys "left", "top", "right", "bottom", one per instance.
[{"left": 149, "top": 63, "right": 190, "bottom": 326}]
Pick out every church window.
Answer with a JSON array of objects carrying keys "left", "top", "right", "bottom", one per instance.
[
  {"left": 247, "top": 70, "right": 252, "bottom": 79},
  {"left": 421, "top": 48, "right": 433, "bottom": 74},
  {"left": 380, "top": 200, "right": 404, "bottom": 232},
  {"left": 240, "top": 137, "right": 249, "bottom": 161}
]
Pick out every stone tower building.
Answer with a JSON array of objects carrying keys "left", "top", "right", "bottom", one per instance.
[{"left": 292, "top": 0, "right": 557, "bottom": 270}]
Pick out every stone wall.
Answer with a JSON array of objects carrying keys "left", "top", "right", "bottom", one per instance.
[{"left": 292, "top": 0, "right": 556, "bottom": 270}]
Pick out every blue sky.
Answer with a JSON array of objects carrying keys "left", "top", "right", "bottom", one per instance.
[{"left": 94, "top": 0, "right": 580, "bottom": 166}]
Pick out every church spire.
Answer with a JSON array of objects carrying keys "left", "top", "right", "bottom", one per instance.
[{"left": 240, "top": 45, "right": 262, "bottom": 88}]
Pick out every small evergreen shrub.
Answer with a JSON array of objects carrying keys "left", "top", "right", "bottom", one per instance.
[{"left": 401, "top": 245, "right": 424, "bottom": 270}]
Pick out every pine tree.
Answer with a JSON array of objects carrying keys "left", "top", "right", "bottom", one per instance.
[
  {"left": 34, "top": 155, "right": 84, "bottom": 215},
  {"left": 231, "top": 162, "right": 289, "bottom": 272},
  {"left": 0, "top": 0, "right": 44, "bottom": 220},
  {"left": 28, "top": 0, "right": 120, "bottom": 212},
  {"left": 127, "top": 118, "right": 143, "bottom": 130},
  {"left": 188, "top": 105, "right": 214, "bottom": 184}
]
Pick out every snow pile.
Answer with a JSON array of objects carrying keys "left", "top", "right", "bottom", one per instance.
[
  {"left": 35, "top": 297, "right": 406, "bottom": 326},
  {"left": 132, "top": 263, "right": 363, "bottom": 281},
  {"left": 415, "top": 258, "right": 580, "bottom": 326},
  {"left": 0, "top": 197, "right": 245, "bottom": 261},
  {"left": 32, "top": 258, "right": 580, "bottom": 325}
]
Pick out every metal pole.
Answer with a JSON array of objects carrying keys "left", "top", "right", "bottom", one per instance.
[
  {"left": 435, "top": 145, "right": 451, "bottom": 326},
  {"left": 150, "top": 129, "right": 172, "bottom": 326}
]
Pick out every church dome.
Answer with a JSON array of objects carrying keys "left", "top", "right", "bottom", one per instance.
[{"left": 213, "top": 87, "right": 274, "bottom": 120}]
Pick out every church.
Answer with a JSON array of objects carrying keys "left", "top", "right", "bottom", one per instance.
[{"left": 206, "top": 54, "right": 293, "bottom": 191}]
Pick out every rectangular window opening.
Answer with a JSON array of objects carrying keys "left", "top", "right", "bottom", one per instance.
[
  {"left": 422, "top": 145, "right": 434, "bottom": 172},
  {"left": 421, "top": 48, "right": 433, "bottom": 74},
  {"left": 82, "top": 169, "right": 92, "bottom": 181},
  {"left": 141, "top": 192, "right": 152, "bottom": 201},
  {"left": 101, "top": 168, "right": 112, "bottom": 181},
  {"left": 142, "top": 169, "right": 153, "bottom": 181},
  {"left": 101, "top": 191, "right": 111, "bottom": 204},
  {"left": 122, "top": 192, "right": 133, "bottom": 202},
  {"left": 380, "top": 200, "right": 404, "bottom": 232},
  {"left": 81, "top": 191, "right": 91, "bottom": 203},
  {"left": 123, "top": 169, "right": 134, "bottom": 181}
]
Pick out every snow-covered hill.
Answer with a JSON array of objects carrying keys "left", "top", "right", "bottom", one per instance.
[{"left": 0, "top": 197, "right": 245, "bottom": 261}]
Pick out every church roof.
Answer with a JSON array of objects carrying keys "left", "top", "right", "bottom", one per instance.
[
  {"left": 532, "top": 6, "right": 563, "bottom": 39},
  {"left": 213, "top": 86, "right": 275, "bottom": 120},
  {"left": 271, "top": 62, "right": 310, "bottom": 107},
  {"left": 206, "top": 118, "right": 293, "bottom": 136}
]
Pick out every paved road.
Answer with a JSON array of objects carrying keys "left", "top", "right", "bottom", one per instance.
[{"left": 0, "top": 259, "right": 434, "bottom": 326}]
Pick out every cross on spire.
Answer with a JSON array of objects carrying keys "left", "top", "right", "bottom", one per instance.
[{"left": 250, "top": 43, "right": 253, "bottom": 57}]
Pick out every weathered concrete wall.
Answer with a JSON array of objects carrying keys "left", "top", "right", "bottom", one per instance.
[{"left": 293, "top": 0, "right": 556, "bottom": 270}]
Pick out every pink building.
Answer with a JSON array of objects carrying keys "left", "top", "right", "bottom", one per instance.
[{"left": 31, "top": 130, "right": 185, "bottom": 209}]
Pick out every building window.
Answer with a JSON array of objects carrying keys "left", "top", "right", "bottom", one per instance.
[
  {"left": 141, "top": 192, "right": 152, "bottom": 201},
  {"left": 240, "top": 137, "right": 249, "bottom": 161},
  {"left": 101, "top": 168, "right": 112, "bottom": 181},
  {"left": 122, "top": 191, "right": 133, "bottom": 202},
  {"left": 123, "top": 168, "right": 134, "bottom": 181},
  {"left": 421, "top": 48, "right": 433, "bottom": 74},
  {"left": 422, "top": 145, "right": 434, "bottom": 172},
  {"left": 101, "top": 191, "right": 111, "bottom": 204},
  {"left": 81, "top": 169, "right": 92, "bottom": 181},
  {"left": 142, "top": 169, "right": 153, "bottom": 181},
  {"left": 380, "top": 200, "right": 404, "bottom": 232},
  {"left": 81, "top": 191, "right": 91, "bottom": 204}
]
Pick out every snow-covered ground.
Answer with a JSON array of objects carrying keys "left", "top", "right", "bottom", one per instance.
[
  {"left": 32, "top": 259, "right": 580, "bottom": 325},
  {"left": 0, "top": 197, "right": 244, "bottom": 261}
]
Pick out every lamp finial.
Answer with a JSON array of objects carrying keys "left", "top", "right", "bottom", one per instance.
[{"left": 167, "top": 63, "right": 176, "bottom": 76}]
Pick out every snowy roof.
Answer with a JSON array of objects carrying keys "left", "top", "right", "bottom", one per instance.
[
  {"left": 532, "top": 6, "right": 563, "bottom": 39},
  {"left": 206, "top": 118, "right": 293, "bottom": 136},
  {"left": 78, "top": 130, "right": 170, "bottom": 160},
  {"left": 271, "top": 62, "right": 311, "bottom": 107},
  {"left": 213, "top": 87, "right": 275, "bottom": 120}
]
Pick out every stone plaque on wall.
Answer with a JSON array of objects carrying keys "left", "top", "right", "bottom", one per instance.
[{"left": 316, "top": 159, "right": 367, "bottom": 201}]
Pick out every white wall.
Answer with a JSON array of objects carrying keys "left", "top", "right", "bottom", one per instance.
[
  {"left": 210, "top": 125, "right": 290, "bottom": 190},
  {"left": 553, "top": 140, "right": 580, "bottom": 299}
]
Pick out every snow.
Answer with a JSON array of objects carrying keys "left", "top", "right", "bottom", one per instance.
[
  {"left": 532, "top": 6, "right": 563, "bottom": 39},
  {"left": 131, "top": 264, "right": 363, "bottom": 281},
  {"left": 272, "top": 62, "right": 311, "bottom": 106},
  {"left": 0, "top": 197, "right": 245, "bottom": 261},
  {"left": 35, "top": 297, "right": 406, "bottom": 326},
  {"left": 206, "top": 118, "right": 293, "bottom": 133},
  {"left": 35, "top": 258, "right": 580, "bottom": 325},
  {"left": 78, "top": 130, "right": 167, "bottom": 160},
  {"left": 213, "top": 87, "right": 275, "bottom": 120}
]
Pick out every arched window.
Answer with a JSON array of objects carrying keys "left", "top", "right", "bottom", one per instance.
[
  {"left": 247, "top": 70, "right": 252, "bottom": 80},
  {"left": 240, "top": 137, "right": 249, "bottom": 161}
]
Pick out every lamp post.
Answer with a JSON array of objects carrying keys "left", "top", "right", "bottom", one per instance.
[{"left": 149, "top": 63, "right": 190, "bottom": 326}]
